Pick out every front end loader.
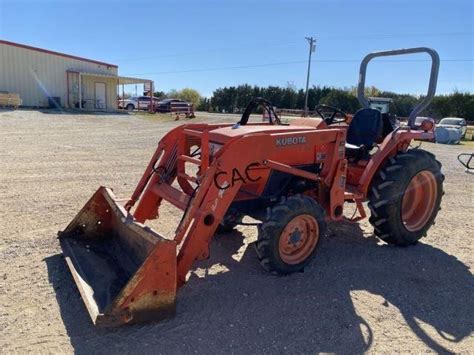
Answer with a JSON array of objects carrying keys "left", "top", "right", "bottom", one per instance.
[{"left": 59, "top": 47, "right": 444, "bottom": 326}]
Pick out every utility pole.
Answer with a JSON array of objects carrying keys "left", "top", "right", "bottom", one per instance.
[{"left": 304, "top": 37, "right": 316, "bottom": 116}]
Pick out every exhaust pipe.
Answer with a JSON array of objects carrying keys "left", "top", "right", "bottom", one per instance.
[{"left": 59, "top": 187, "right": 177, "bottom": 326}]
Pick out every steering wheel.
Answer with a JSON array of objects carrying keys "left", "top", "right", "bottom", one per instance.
[
  {"left": 314, "top": 104, "right": 348, "bottom": 125},
  {"left": 238, "top": 97, "right": 281, "bottom": 125}
]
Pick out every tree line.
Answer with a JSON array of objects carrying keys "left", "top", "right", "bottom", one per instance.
[{"left": 154, "top": 85, "right": 473, "bottom": 120}]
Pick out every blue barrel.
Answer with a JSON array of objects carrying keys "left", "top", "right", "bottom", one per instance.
[{"left": 435, "top": 127, "right": 462, "bottom": 144}]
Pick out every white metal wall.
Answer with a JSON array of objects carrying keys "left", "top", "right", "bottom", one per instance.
[
  {"left": 0, "top": 42, "right": 118, "bottom": 108},
  {"left": 81, "top": 76, "right": 118, "bottom": 110}
]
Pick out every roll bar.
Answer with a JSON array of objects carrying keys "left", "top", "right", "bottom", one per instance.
[{"left": 357, "top": 47, "right": 440, "bottom": 128}]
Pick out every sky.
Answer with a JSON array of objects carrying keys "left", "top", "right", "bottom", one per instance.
[{"left": 0, "top": 0, "right": 472, "bottom": 97}]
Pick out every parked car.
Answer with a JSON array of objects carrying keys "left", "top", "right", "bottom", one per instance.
[
  {"left": 118, "top": 96, "right": 160, "bottom": 111},
  {"left": 155, "top": 99, "right": 192, "bottom": 113},
  {"left": 437, "top": 117, "right": 467, "bottom": 138}
]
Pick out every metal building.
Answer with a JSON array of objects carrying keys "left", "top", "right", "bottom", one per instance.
[{"left": 0, "top": 40, "right": 151, "bottom": 111}]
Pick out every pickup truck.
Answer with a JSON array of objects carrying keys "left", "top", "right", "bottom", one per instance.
[
  {"left": 118, "top": 96, "right": 159, "bottom": 111},
  {"left": 155, "top": 99, "right": 192, "bottom": 113}
]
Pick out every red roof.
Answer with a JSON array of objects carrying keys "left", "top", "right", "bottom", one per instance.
[{"left": 0, "top": 39, "right": 118, "bottom": 68}]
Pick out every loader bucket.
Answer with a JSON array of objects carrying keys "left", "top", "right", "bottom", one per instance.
[{"left": 58, "top": 187, "right": 177, "bottom": 326}]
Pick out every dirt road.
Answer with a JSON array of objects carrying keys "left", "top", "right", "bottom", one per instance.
[{"left": 0, "top": 109, "right": 472, "bottom": 353}]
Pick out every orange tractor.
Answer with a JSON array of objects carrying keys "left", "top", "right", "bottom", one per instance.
[{"left": 59, "top": 47, "right": 444, "bottom": 326}]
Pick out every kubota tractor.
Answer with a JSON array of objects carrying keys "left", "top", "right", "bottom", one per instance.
[{"left": 59, "top": 47, "right": 444, "bottom": 326}]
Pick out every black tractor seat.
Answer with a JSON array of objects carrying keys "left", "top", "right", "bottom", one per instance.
[{"left": 345, "top": 108, "right": 384, "bottom": 160}]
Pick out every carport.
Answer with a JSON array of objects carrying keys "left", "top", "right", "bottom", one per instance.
[
  {"left": 66, "top": 71, "right": 153, "bottom": 111},
  {"left": 118, "top": 76, "right": 154, "bottom": 111}
]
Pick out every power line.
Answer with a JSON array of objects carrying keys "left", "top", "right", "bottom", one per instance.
[
  {"left": 124, "top": 58, "right": 473, "bottom": 76},
  {"left": 126, "top": 60, "right": 310, "bottom": 75},
  {"left": 113, "top": 32, "right": 473, "bottom": 63},
  {"left": 319, "top": 32, "right": 473, "bottom": 39},
  {"left": 112, "top": 40, "right": 300, "bottom": 62}
]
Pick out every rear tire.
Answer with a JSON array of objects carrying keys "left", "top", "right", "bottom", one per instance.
[
  {"left": 256, "top": 195, "right": 326, "bottom": 274},
  {"left": 368, "top": 149, "right": 444, "bottom": 246}
]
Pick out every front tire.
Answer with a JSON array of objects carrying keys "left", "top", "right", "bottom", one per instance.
[
  {"left": 368, "top": 149, "right": 444, "bottom": 246},
  {"left": 126, "top": 104, "right": 134, "bottom": 111},
  {"left": 256, "top": 195, "right": 326, "bottom": 274}
]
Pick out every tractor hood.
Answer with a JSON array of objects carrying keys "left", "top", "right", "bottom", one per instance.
[{"left": 209, "top": 125, "right": 316, "bottom": 144}]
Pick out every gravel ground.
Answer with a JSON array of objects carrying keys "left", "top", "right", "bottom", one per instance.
[{"left": 0, "top": 109, "right": 473, "bottom": 354}]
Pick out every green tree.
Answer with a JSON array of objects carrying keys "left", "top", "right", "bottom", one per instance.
[
  {"left": 177, "top": 88, "right": 202, "bottom": 107},
  {"left": 167, "top": 89, "right": 179, "bottom": 99},
  {"left": 197, "top": 97, "right": 211, "bottom": 111},
  {"left": 448, "top": 91, "right": 474, "bottom": 118},
  {"left": 281, "top": 85, "right": 297, "bottom": 109},
  {"left": 376, "top": 91, "right": 418, "bottom": 117},
  {"left": 153, "top": 91, "right": 166, "bottom": 100},
  {"left": 207, "top": 84, "right": 473, "bottom": 119},
  {"left": 167, "top": 88, "right": 202, "bottom": 107},
  {"left": 320, "top": 90, "right": 360, "bottom": 112},
  {"left": 235, "top": 84, "right": 256, "bottom": 112}
]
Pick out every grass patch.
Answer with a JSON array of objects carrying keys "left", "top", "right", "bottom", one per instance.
[
  {"left": 132, "top": 111, "right": 177, "bottom": 122},
  {"left": 133, "top": 111, "right": 200, "bottom": 123},
  {"left": 460, "top": 139, "right": 474, "bottom": 147}
]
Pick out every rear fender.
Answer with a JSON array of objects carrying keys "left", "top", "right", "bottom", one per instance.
[{"left": 357, "top": 129, "right": 433, "bottom": 197}]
